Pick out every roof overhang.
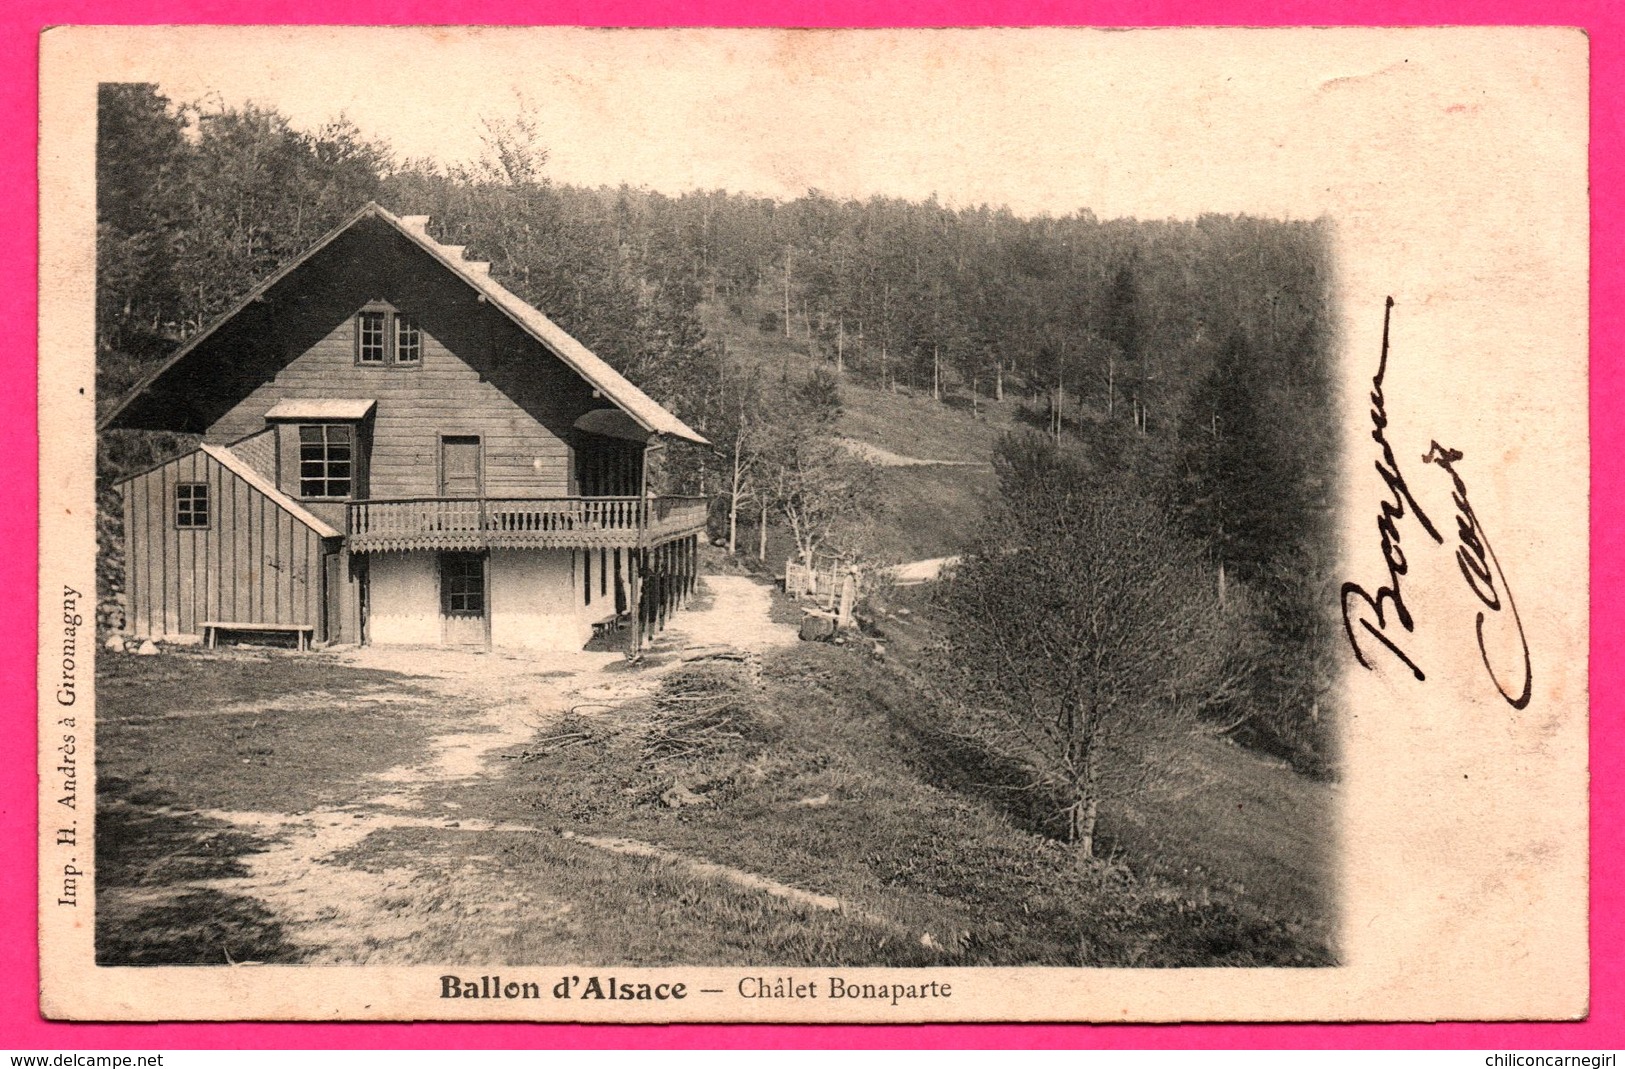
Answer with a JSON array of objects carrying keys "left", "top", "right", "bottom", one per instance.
[
  {"left": 264, "top": 398, "right": 377, "bottom": 421},
  {"left": 574, "top": 408, "right": 655, "bottom": 443},
  {"left": 379, "top": 206, "right": 710, "bottom": 446}
]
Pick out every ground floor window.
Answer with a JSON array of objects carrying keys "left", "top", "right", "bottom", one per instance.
[{"left": 440, "top": 552, "right": 485, "bottom": 615}]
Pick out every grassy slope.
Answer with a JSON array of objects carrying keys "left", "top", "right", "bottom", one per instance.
[
  {"left": 861, "top": 465, "right": 998, "bottom": 564},
  {"left": 858, "top": 583, "right": 1336, "bottom": 959},
  {"left": 705, "top": 295, "right": 1015, "bottom": 567},
  {"left": 702, "top": 304, "right": 1334, "bottom": 953},
  {"left": 719, "top": 462, "right": 998, "bottom": 572},
  {"left": 446, "top": 635, "right": 1330, "bottom": 966},
  {"left": 706, "top": 298, "right": 1019, "bottom": 466},
  {"left": 704, "top": 298, "right": 1335, "bottom": 945},
  {"left": 96, "top": 637, "right": 1334, "bottom": 967}
]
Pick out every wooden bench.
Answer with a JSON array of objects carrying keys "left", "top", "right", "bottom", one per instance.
[
  {"left": 590, "top": 611, "right": 628, "bottom": 637},
  {"left": 202, "top": 621, "right": 315, "bottom": 652}
]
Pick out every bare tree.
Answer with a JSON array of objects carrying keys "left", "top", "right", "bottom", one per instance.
[
  {"left": 744, "top": 369, "right": 877, "bottom": 569},
  {"left": 938, "top": 433, "right": 1239, "bottom": 858},
  {"left": 770, "top": 433, "right": 879, "bottom": 569},
  {"left": 476, "top": 96, "right": 549, "bottom": 187},
  {"left": 715, "top": 367, "right": 766, "bottom": 556}
]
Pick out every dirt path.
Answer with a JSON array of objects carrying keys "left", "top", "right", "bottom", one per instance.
[
  {"left": 189, "top": 574, "right": 799, "bottom": 963},
  {"left": 659, "top": 574, "right": 799, "bottom": 653},
  {"left": 836, "top": 436, "right": 991, "bottom": 468},
  {"left": 889, "top": 555, "right": 961, "bottom": 585}
]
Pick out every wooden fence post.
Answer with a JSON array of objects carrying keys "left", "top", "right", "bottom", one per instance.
[{"left": 837, "top": 569, "right": 857, "bottom": 629}]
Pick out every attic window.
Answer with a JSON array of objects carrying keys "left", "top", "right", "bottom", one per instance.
[
  {"left": 396, "top": 315, "right": 421, "bottom": 364},
  {"left": 355, "top": 307, "right": 422, "bottom": 368},
  {"left": 358, "top": 311, "right": 388, "bottom": 364}
]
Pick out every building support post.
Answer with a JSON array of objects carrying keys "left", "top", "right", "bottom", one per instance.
[
  {"left": 686, "top": 536, "right": 696, "bottom": 604},
  {"left": 654, "top": 544, "right": 665, "bottom": 632},
  {"left": 628, "top": 549, "right": 645, "bottom": 657},
  {"left": 628, "top": 445, "right": 652, "bottom": 658},
  {"left": 664, "top": 544, "right": 674, "bottom": 625}
]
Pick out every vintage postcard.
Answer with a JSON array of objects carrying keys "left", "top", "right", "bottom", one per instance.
[{"left": 38, "top": 25, "right": 1588, "bottom": 1022}]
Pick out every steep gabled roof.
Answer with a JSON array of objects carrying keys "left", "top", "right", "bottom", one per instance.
[{"left": 100, "top": 202, "right": 708, "bottom": 445}]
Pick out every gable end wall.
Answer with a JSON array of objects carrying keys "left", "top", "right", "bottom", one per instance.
[
  {"left": 122, "top": 449, "right": 328, "bottom": 640},
  {"left": 203, "top": 237, "right": 602, "bottom": 501}
]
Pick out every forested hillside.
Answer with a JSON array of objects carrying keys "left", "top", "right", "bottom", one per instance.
[{"left": 96, "top": 83, "right": 1338, "bottom": 774}]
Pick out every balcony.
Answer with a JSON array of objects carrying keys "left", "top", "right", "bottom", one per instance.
[{"left": 346, "top": 496, "right": 709, "bottom": 554}]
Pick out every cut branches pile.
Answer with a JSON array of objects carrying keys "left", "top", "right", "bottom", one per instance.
[
  {"left": 644, "top": 664, "right": 775, "bottom": 760},
  {"left": 508, "top": 658, "right": 773, "bottom": 768}
]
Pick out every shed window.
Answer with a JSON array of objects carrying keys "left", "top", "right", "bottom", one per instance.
[
  {"left": 357, "top": 311, "right": 388, "bottom": 364},
  {"left": 299, "top": 424, "right": 353, "bottom": 498},
  {"left": 175, "top": 482, "right": 210, "bottom": 528},
  {"left": 395, "top": 315, "right": 421, "bottom": 364}
]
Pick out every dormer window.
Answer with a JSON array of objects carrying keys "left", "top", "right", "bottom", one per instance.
[
  {"left": 355, "top": 306, "right": 421, "bottom": 368},
  {"left": 299, "top": 424, "right": 354, "bottom": 499}
]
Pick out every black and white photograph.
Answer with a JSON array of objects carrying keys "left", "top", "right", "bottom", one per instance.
[{"left": 39, "top": 26, "right": 1588, "bottom": 1022}]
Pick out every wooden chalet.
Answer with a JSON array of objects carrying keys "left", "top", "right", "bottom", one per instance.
[{"left": 103, "top": 203, "right": 708, "bottom": 651}]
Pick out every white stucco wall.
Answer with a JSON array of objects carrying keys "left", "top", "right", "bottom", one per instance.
[
  {"left": 489, "top": 548, "right": 590, "bottom": 650},
  {"left": 367, "top": 552, "right": 440, "bottom": 645},
  {"left": 364, "top": 548, "right": 594, "bottom": 650}
]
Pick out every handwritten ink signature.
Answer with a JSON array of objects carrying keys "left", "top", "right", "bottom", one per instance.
[
  {"left": 1339, "top": 297, "right": 1533, "bottom": 709},
  {"left": 1340, "top": 297, "right": 1444, "bottom": 682},
  {"left": 1420, "top": 442, "right": 1533, "bottom": 709}
]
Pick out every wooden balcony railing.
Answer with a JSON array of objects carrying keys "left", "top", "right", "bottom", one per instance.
[{"left": 347, "top": 496, "right": 708, "bottom": 553}]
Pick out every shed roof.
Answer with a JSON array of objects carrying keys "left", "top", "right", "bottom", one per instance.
[
  {"left": 100, "top": 202, "right": 709, "bottom": 446},
  {"left": 204, "top": 444, "right": 342, "bottom": 539},
  {"left": 110, "top": 440, "right": 353, "bottom": 541}
]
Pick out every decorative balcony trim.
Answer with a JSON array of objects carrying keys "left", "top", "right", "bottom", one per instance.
[{"left": 346, "top": 495, "right": 707, "bottom": 553}]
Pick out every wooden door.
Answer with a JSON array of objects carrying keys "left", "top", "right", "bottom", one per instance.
[
  {"left": 440, "top": 436, "right": 482, "bottom": 497},
  {"left": 439, "top": 552, "right": 487, "bottom": 647},
  {"left": 323, "top": 552, "right": 342, "bottom": 644}
]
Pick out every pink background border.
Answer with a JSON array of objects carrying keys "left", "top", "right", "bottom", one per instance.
[{"left": 6, "top": 0, "right": 1612, "bottom": 1050}]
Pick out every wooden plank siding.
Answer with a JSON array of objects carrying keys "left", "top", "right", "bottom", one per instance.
[
  {"left": 200, "top": 233, "right": 600, "bottom": 502},
  {"left": 121, "top": 448, "right": 333, "bottom": 640}
]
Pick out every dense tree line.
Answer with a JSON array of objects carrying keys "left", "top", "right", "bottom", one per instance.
[{"left": 96, "top": 84, "right": 1336, "bottom": 774}]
